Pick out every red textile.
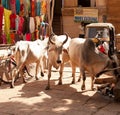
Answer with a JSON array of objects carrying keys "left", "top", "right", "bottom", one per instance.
[
  {"left": 31, "top": 0, "right": 36, "bottom": 17},
  {"left": 98, "top": 45, "right": 106, "bottom": 54},
  {"left": 26, "top": 33, "right": 31, "bottom": 41},
  {"left": 10, "top": 0, "right": 16, "bottom": 14},
  {"left": 18, "top": 16, "right": 24, "bottom": 34},
  {"left": 10, "top": 33, "right": 15, "bottom": 44},
  {"left": 0, "top": 6, "right": 4, "bottom": 31},
  {"left": 10, "top": 13, "right": 16, "bottom": 30}
]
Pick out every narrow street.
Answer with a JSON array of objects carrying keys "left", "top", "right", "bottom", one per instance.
[{"left": 0, "top": 64, "right": 120, "bottom": 115}]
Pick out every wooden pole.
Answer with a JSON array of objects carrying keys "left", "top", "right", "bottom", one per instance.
[{"left": 47, "top": 0, "right": 55, "bottom": 35}]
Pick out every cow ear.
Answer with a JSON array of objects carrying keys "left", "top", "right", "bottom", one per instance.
[{"left": 62, "top": 49, "right": 68, "bottom": 54}]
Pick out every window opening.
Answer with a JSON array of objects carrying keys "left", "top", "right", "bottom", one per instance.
[{"left": 78, "top": 0, "right": 90, "bottom": 7}]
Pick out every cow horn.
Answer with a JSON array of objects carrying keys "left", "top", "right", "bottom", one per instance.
[
  {"left": 62, "top": 33, "right": 68, "bottom": 45},
  {"left": 49, "top": 32, "right": 56, "bottom": 44}
]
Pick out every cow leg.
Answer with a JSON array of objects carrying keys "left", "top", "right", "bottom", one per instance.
[
  {"left": 40, "top": 58, "right": 44, "bottom": 77},
  {"left": 71, "top": 65, "right": 76, "bottom": 84},
  {"left": 45, "top": 64, "right": 52, "bottom": 90},
  {"left": 78, "top": 73, "right": 82, "bottom": 82},
  {"left": 58, "top": 63, "right": 64, "bottom": 85},
  {"left": 20, "top": 70, "right": 27, "bottom": 83},
  {"left": 81, "top": 69, "right": 86, "bottom": 90},
  {"left": 35, "top": 63, "right": 40, "bottom": 80},
  {"left": 91, "top": 75, "right": 95, "bottom": 90},
  {"left": 11, "top": 69, "right": 16, "bottom": 88}
]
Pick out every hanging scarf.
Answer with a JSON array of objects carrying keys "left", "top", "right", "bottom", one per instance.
[
  {"left": 31, "top": 0, "right": 36, "bottom": 17},
  {"left": 23, "top": 0, "right": 30, "bottom": 17},
  {"left": 10, "top": 0, "right": 16, "bottom": 14},
  {"left": 0, "top": 6, "right": 4, "bottom": 31},
  {"left": 1, "top": 0, "right": 10, "bottom": 9},
  {"left": 18, "top": 16, "right": 24, "bottom": 34},
  {"left": 4, "top": 8, "right": 12, "bottom": 34},
  {"left": 29, "top": 17, "right": 35, "bottom": 33},
  {"left": 10, "top": 13, "right": 17, "bottom": 30},
  {"left": 16, "top": 0, "right": 20, "bottom": 14},
  {"left": 36, "top": 0, "right": 41, "bottom": 16},
  {"left": 41, "top": 0, "right": 47, "bottom": 15}
]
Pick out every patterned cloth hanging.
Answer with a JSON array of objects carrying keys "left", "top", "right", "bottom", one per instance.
[
  {"left": 23, "top": 0, "right": 30, "bottom": 17},
  {"left": 0, "top": 6, "right": 4, "bottom": 31},
  {"left": 10, "top": 13, "right": 17, "bottom": 30},
  {"left": 16, "top": 0, "right": 20, "bottom": 14},
  {"left": 36, "top": 0, "right": 41, "bottom": 16},
  {"left": 4, "top": 8, "right": 12, "bottom": 34},
  {"left": 31, "top": 0, "right": 36, "bottom": 17},
  {"left": 10, "top": 0, "right": 16, "bottom": 14}
]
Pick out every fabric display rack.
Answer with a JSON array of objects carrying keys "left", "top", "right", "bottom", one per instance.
[{"left": 0, "top": 0, "right": 48, "bottom": 44}]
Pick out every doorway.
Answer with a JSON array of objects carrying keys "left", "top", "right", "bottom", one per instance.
[{"left": 52, "top": 0, "right": 62, "bottom": 35}]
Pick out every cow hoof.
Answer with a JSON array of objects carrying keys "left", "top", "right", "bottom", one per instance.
[
  {"left": 58, "top": 82, "right": 62, "bottom": 85},
  {"left": 81, "top": 85, "right": 85, "bottom": 90},
  {"left": 71, "top": 80, "right": 75, "bottom": 84},
  {"left": 35, "top": 77, "right": 40, "bottom": 80},
  {"left": 10, "top": 84, "right": 14, "bottom": 88},
  {"left": 45, "top": 86, "right": 50, "bottom": 90},
  {"left": 23, "top": 79, "right": 27, "bottom": 83},
  {"left": 91, "top": 87, "right": 96, "bottom": 91},
  {"left": 78, "top": 78, "right": 81, "bottom": 82},
  {"left": 41, "top": 72, "right": 44, "bottom": 77}
]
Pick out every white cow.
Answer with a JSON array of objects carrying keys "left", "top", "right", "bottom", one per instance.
[
  {"left": 46, "top": 33, "right": 71, "bottom": 90},
  {"left": 11, "top": 39, "right": 48, "bottom": 88},
  {"left": 68, "top": 38, "right": 119, "bottom": 90}
]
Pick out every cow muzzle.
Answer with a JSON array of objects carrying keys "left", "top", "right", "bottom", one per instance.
[{"left": 56, "top": 60, "right": 62, "bottom": 64}]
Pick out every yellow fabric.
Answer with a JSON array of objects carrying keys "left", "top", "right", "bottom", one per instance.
[
  {"left": 41, "top": 1, "right": 47, "bottom": 14},
  {"left": 4, "top": 8, "right": 12, "bottom": 34}
]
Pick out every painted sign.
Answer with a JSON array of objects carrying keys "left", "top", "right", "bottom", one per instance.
[{"left": 74, "top": 8, "right": 98, "bottom": 22}]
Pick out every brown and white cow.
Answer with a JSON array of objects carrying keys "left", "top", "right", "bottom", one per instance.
[
  {"left": 10, "top": 39, "right": 48, "bottom": 88},
  {"left": 68, "top": 38, "right": 119, "bottom": 90},
  {"left": 46, "top": 33, "right": 71, "bottom": 90}
]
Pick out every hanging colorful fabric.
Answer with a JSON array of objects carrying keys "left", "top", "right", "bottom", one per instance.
[
  {"left": 19, "top": 3, "right": 24, "bottom": 16},
  {"left": 35, "top": 16, "right": 40, "bottom": 29},
  {"left": 10, "top": 32, "right": 15, "bottom": 44},
  {"left": 16, "top": 0, "right": 20, "bottom": 15},
  {"left": 31, "top": 0, "right": 36, "bottom": 17},
  {"left": 23, "top": 0, "right": 30, "bottom": 17},
  {"left": 6, "top": 33, "right": 11, "bottom": 44},
  {"left": 36, "top": 0, "right": 41, "bottom": 16},
  {"left": 18, "top": 16, "right": 24, "bottom": 34},
  {"left": 15, "top": 15, "right": 20, "bottom": 32},
  {"left": 22, "top": 16, "right": 29, "bottom": 35},
  {"left": 4, "top": 8, "right": 12, "bottom": 34},
  {"left": 1, "top": 0, "right": 10, "bottom": 9},
  {"left": 26, "top": 33, "right": 31, "bottom": 41},
  {"left": 10, "top": 13, "right": 17, "bottom": 30},
  {"left": 29, "top": 17, "right": 35, "bottom": 33},
  {"left": 10, "top": 0, "right": 16, "bottom": 14},
  {"left": 0, "top": 6, "right": 4, "bottom": 31},
  {"left": 41, "top": 0, "right": 47, "bottom": 15},
  {"left": 1, "top": 32, "right": 7, "bottom": 44}
]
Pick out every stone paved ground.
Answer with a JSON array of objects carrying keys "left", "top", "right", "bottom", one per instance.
[{"left": 0, "top": 64, "right": 120, "bottom": 115}]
